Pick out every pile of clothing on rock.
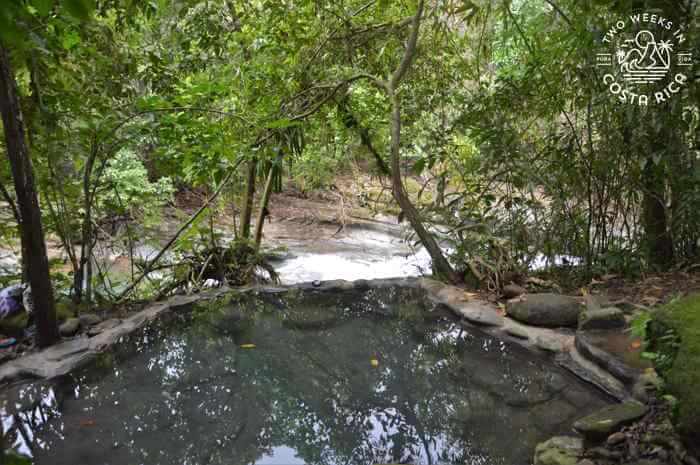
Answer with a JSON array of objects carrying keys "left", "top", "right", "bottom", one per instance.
[{"left": 0, "top": 283, "right": 34, "bottom": 348}]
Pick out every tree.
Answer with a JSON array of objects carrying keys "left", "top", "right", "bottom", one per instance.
[
  {"left": 0, "top": 44, "right": 58, "bottom": 347},
  {"left": 352, "top": 0, "right": 461, "bottom": 284}
]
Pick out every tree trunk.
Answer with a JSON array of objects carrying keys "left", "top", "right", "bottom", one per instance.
[
  {"left": 338, "top": 95, "right": 390, "bottom": 176},
  {"left": 253, "top": 161, "right": 276, "bottom": 249},
  {"left": 642, "top": 155, "right": 673, "bottom": 269},
  {"left": 388, "top": 90, "right": 460, "bottom": 284},
  {"left": 0, "top": 44, "right": 58, "bottom": 347},
  {"left": 381, "top": 0, "right": 460, "bottom": 284},
  {"left": 239, "top": 156, "right": 257, "bottom": 240}
]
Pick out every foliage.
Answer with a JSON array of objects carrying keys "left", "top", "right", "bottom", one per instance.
[
  {"left": 645, "top": 294, "right": 700, "bottom": 437},
  {"left": 1, "top": 0, "right": 699, "bottom": 301},
  {"left": 173, "top": 229, "right": 280, "bottom": 292},
  {"left": 100, "top": 148, "right": 174, "bottom": 225}
]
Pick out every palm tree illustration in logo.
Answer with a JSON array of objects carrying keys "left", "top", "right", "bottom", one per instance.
[{"left": 617, "top": 30, "right": 672, "bottom": 82}]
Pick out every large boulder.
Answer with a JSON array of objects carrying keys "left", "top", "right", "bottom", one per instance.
[
  {"left": 58, "top": 318, "right": 81, "bottom": 337},
  {"left": 78, "top": 313, "right": 102, "bottom": 328},
  {"left": 506, "top": 293, "right": 584, "bottom": 327},
  {"left": 579, "top": 307, "right": 626, "bottom": 331},
  {"left": 534, "top": 436, "right": 583, "bottom": 465},
  {"left": 573, "top": 403, "right": 647, "bottom": 440},
  {"left": 502, "top": 283, "right": 526, "bottom": 299}
]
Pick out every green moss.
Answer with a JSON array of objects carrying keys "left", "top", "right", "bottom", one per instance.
[
  {"left": 655, "top": 293, "right": 700, "bottom": 437},
  {"left": 0, "top": 312, "right": 28, "bottom": 336},
  {"left": 55, "top": 301, "right": 76, "bottom": 321}
]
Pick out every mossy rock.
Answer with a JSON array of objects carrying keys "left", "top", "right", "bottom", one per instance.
[
  {"left": 573, "top": 403, "right": 647, "bottom": 439},
  {"left": 533, "top": 436, "right": 583, "bottom": 465},
  {"left": 55, "top": 301, "right": 76, "bottom": 321},
  {"left": 653, "top": 293, "right": 700, "bottom": 438},
  {"left": 0, "top": 312, "right": 28, "bottom": 336}
]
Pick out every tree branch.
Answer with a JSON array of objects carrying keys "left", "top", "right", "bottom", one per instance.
[
  {"left": 116, "top": 158, "right": 243, "bottom": 302},
  {"left": 390, "top": 0, "right": 425, "bottom": 89}
]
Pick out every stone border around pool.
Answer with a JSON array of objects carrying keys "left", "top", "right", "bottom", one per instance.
[{"left": 0, "top": 277, "right": 635, "bottom": 401}]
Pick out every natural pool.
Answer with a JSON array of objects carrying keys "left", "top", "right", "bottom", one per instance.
[{"left": 1, "top": 286, "right": 610, "bottom": 465}]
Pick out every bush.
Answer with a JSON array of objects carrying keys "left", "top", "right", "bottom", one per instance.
[
  {"left": 650, "top": 293, "right": 700, "bottom": 439},
  {"left": 100, "top": 148, "right": 174, "bottom": 224}
]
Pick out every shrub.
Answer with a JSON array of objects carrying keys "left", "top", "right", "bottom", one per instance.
[
  {"left": 100, "top": 148, "right": 174, "bottom": 225},
  {"left": 650, "top": 293, "right": 700, "bottom": 439}
]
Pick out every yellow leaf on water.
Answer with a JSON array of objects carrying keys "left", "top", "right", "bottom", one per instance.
[
  {"left": 370, "top": 358, "right": 379, "bottom": 368},
  {"left": 240, "top": 344, "right": 256, "bottom": 349}
]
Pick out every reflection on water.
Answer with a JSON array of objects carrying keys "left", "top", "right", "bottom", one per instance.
[{"left": 1, "top": 288, "right": 610, "bottom": 465}]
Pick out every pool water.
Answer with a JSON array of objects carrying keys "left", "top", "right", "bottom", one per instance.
[{"left": 1, "top": 287, "right": 610, "bottom": 465}]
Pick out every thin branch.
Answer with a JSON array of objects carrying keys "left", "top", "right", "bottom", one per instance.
[
  {"left": 116, "top": 158, "right": 243, "bottom": 302},
  {"left": 0, "top": 179, "right": 20, "bottom": 225},
  {"left": 543, "top": 0, "right": 573, "bottom": 27}
]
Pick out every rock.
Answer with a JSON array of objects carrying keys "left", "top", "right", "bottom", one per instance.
[
  {"left": 54, "top": 301, "right": 76, "bottom": 321},
  {"left": 623, "top": 461, "right": 667, "bottom": 465},
  {"left": 535, "top": 336, "right": 565, "bottom": 353},
  {"left": 506, "top": 293, "right": 584, "bottom": 327},
  {"left": 503, "top": 284, "right": 526, "bottom": 299},
  {"left": 632, "top": 371, "right": 661, "bottom": 403},
  {"left": 587, "top": 446, "right": 622, "bottom": 459},
  {"left": 353, "top": 279, "right": 370, "bottom": 290},
  {"left": 533, "top": 436, "right": 583, "bottom": 465},
  {"left": 78, "top": 313, "right": 102, "bottom": 328},
  {"left": 579, "top": 307, "right": 626, "bottom": 330},
  {"left": 454, "top": 301, "right": 504, "bottom": 326},
  {"left": 58, "top": 318, "right": 80, "bottom": 337},
  {"left": 504, "top": 324, "right": 530, "bottom": 339},
  {"left": 584, "top": 294, "right": 602, "bottom": 312},
  {"left": 573, "top": 403, "right": 647, "bottom": 439},
  {"left": 575, "top": 330, "right": 647, "bottom": 384},
  {"left": 609, "top": 299, "right": 638, "bottom": 314},
  {"left": 606, "top": 431, "right": 626, "bottom": 445},
  {"left": 419, "top": 278, "right": 446, "bottom": 296},
  {"left": 87, "top": 318, "right": 121, "bottom": 336}
]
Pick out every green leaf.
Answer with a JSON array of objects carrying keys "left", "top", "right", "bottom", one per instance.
[
  {"left": 63, "top": 0, "right": 94, "bottom": 21},
  {"left": 412, "top": 157, "right": 426, "bottom": 176},
  {"left": 4, "top": 450, "right": 33, "bottom": 465},
  {"left": 33, "top": 0, "right": 54, "bottom": 16},
  {"left": 266, "top": 118, "right": 301, "bottom": 129}
]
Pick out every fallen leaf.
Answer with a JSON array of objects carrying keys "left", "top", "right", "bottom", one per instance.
[
  {"left": 240, "top": 343, "right": 256, "bottom": 349},
  {"left": 370, "top": 357, "right": 379, "bottom": 368}
]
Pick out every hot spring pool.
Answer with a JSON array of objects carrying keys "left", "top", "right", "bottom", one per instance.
[{"left": 1, "top": 286, "right": 610, "bottom": 465}]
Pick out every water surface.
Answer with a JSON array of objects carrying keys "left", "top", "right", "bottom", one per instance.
[{"left": 1, "top": 287, "right": 609, "bottom": 465}]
